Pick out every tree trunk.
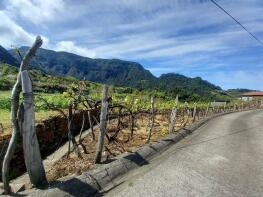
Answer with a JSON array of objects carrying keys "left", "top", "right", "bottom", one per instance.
[
  {"left": 2, "top": 36, "right": 43, "bottom": 194},
  {"left": 193, "top": 103, "right": 197, "bottom": 122},
  {"left": 21, "top": 70, "right": 47, "bottom": 187},
  {"left": 95, "top": 86, "right": 109, "bottom": 163}
]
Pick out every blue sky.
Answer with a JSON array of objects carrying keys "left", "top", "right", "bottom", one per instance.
[{"left": 0, "top": 0, "right": 263, "bottom": 90}]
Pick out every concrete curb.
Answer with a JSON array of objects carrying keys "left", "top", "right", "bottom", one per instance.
[{"left": 18, "top": 111, "right": 237, "bottom": 196}]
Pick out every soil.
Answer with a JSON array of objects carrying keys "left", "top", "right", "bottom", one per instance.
[{"left": 46, "top": 113, "right": 189, "bottom": 181}]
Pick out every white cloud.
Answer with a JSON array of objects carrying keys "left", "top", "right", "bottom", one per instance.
[
  {"left": 55, "top": 41, "right": 96, "bottom": 58},
  {"left": 6, "top": 0, "right": 65, "bottom": 24},
  {"left": 0, "top": 11, "right": 49, "bottom": 48},
  {"left": 91, "top": 28, "right": 249, "bottom": 60},
  {"left": 0, "top": 0, "right": 262, "bottom": 89},
  {"left": 0, "top": 11, "right": 33, "bottom": 47}
]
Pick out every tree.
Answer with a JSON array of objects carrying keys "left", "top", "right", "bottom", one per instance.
[{"left": 2, "top": 36, "right": 47, "bottom": 194}]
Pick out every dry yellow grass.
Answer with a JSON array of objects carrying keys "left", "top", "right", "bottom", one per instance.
[{"left": 0, "top": 110, "right": 60, "bottom": 136}]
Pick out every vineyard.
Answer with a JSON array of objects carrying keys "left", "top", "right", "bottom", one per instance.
[
  {"left": 0, "top": 36, "right": 262, "bottom": 194},
  {"left": 0, "top": 80, "right": 260, "bottom": 187}
]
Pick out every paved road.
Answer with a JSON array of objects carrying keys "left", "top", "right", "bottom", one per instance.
[{"left": 105, "top": 110, "right": 263, "bottom": 197}]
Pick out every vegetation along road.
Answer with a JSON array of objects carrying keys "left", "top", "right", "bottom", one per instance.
[{"left": 105, "top": 110, "right": 263, "bottom": 197}]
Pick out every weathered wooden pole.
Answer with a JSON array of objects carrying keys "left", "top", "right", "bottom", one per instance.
[
  {"left": 2, "top": 80, "right": 21, "bottom": 194},
  {"left": 95, "top": 86, "right": 109, "bottom": 163},
  {"left": 192, "top": 103, "right": 197, "bottom": 122},
  {"left": 182, "top": 102, "right": 190, "bottom": 127},
  {"left": 2, "top": 36, "right": 44, "bottom": 194},
  {"left": 21, "top": 70, "right": 47, "bottom": 187},
  {"left": 205, "top": 103, "right": 210, "bottom": 117},
  {"left": 168, "top": 95, "right": 178, "bottom": 134},
  {"left": 147, "top": 96, "right": 155, "bottom": 143},
  {"left": 212, "top": 103, "right": 215, "bottom": 113}
]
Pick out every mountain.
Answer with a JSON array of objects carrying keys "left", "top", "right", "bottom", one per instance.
[
  {"left": 0, "top": 45, "right": 19, "bottom": 66},
  {"left": 5, "top": 46, "right": 231, "bottom": 101},
  {"left": 9, "top": 47, "right": 155, "bottom": 89},
  {"left": 0, "top": 63, "right": 75, "bottom": 92},
  {"left": 155, "top": 73, "right": 225, "bottom": 100},
  {"left": 226, "top": 89, "right": 257, "bottom": 98}
]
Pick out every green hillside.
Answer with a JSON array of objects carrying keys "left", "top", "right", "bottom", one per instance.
[
  {"left": 0, "top": 63, "right": 78, "bottom": 93},
  {"left": 226, "top": 89, "right": 256, "bottom": 98},
  {"left": 0, "top": 45, "right": 18, "bottom": 66},
  {"left": 6, "top": 46, "right": 233, "bottom": 101},
  {"left": 9, "top": 47, "right": 155, "bottom": 89}
]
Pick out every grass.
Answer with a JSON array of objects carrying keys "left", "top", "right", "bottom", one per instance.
[
  {"left": 0, "top": 91, "right": 10, "bottom": 97},
  {"left": 0, "top": 91, "right": 69, "bottom": 110},
  {"left": 0, "top": 90, "right": 64, "bottom": 135},
  {"left": 0, "top": 109, "right": 60, "bottom": 134},
  {"left": 0, "top": 110, "right": 11, "bottom": 130}
]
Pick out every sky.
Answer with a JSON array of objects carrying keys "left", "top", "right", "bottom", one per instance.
[{"left": 0, "top": 0, "right": 263, "bottom": 90}]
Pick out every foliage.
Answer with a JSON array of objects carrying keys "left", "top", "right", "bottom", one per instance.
[
  {"left": 161, "top": 127, "right": 169, "bottom": 137},
  {"left": 0, "top": 45, "right": 18, "bottom": 66},
  {"left": 226, "top": 88, "right": 257, "bottom": 98},
  {"left": 7, "top": 46, "right": 238, "bottom": 101}
]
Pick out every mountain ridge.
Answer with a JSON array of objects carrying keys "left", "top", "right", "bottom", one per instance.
[
  {"left": 0, "top": 45, "right": 19, "bottom": 66},
  {"left": 0, "top": 45, "right": 243, "bottom": 101}
]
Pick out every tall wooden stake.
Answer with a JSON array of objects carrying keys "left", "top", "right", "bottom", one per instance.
[
  {"left": 147, "top": 96, "right": 155, "bottom": 143},
  {"left": 192, "top": 103, "right": 197, "bottom": 122},
  {"left": 95, "top": 86, "right": 109, "bottom": 163},
  {"left": 168, "top": 95, "right": 178, "bottom": 134},
  {"left": 205, "top": 103, "right": 210, "bottom": 117},
  {"left": 21, "top": 70, "right": 47, "bottom": 187},
  {"left": 2, "top": 36, "right": 45, "bottom": 194}
]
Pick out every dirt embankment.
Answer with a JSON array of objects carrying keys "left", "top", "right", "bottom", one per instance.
[{"left": 0, "top": 109, "right": 99, "bottom": 181}]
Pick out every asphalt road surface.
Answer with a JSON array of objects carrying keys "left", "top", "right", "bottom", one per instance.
[{"left": 105, "top": 110, "right": 263, "bottom": 197}]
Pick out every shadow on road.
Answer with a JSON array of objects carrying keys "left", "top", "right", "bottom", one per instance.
[
  {"left": 123, "top": 152, "right": 149, "bottom": 166},
  {"left": 50, "top": 178, "right": 103, "bottom": 197}
]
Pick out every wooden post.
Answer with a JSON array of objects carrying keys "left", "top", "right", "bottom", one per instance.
[
  {"left": 168, "top": 95, "right": 178, "bottom": 134},
  {"left": 182, "top": 102, "right": 190, "bottom": 127},
  {"left": 205, "top": 103, "right": 210, "bottom": 117},
  {"left": 192, "top": 103, "right": 197, "bottom": 122},
  {"left": 2, "top": 82, "right": 20, "bottom": 194},
  {"left": 95, "top": 86, "right": 109, "bottom": 163},
  {"left": 2, "top": 36, "right": 43, "bottom": 194},
  {"left": 147, "top": 96, "right": 155, "bottom": 143},
  {"left": 21, "top": 70, "right": 47, "bottom": 187}
]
